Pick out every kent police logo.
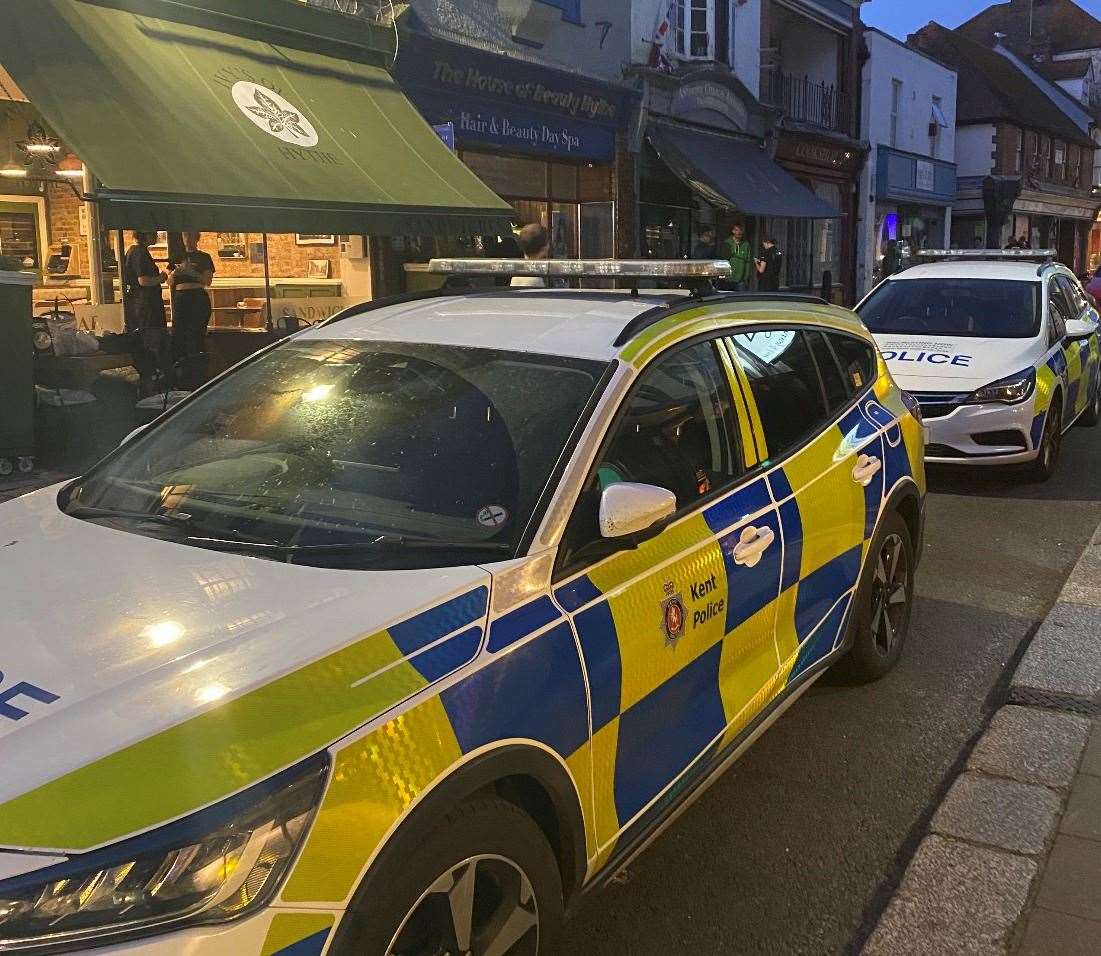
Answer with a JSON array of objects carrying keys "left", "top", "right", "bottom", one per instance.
[{"left": 661, "top": 581, "right": 686, "bottom": 648}]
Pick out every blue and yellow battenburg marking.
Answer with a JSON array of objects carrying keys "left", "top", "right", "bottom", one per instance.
[{"left": 0, "top": 304, "right": 925, "bottom": 948}]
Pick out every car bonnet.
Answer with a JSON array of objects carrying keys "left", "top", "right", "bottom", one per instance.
[
  {"left": 872, "top": 333, "right": 1044, "bottom": 390},
  {"left": 0, "top": 485, "right": 490, "bottom": 853}
]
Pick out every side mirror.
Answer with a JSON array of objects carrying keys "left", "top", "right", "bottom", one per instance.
[
  {"left": 599, "top": 482, "right": 677, "bottom": 540},
  {"left": 1065, "top": 318, "right": 1097, "bottom": 341}
]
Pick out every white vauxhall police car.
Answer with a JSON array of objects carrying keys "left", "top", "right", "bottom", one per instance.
[{"left": 857, "top": 250, "right": 1101, "bottom": 479}]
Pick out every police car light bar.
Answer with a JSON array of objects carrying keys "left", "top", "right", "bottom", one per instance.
[
  {"left": 916, "top": 249, "right": 1058, "bottom": 263},
  {"left": 427, "top": 258, "right": 732, "bottom": 279}
]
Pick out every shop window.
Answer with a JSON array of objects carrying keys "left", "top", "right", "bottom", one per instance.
[
  {"left": 1054, "top": 143, "right": 1066, "bottom": 181},
  {"left": 890, "top": 79, "right": 902, "bottom": 148},
  {"left": 549, "top": 203, "right": 579, "bottom": 258},
  {"left": 813, "top": 182, "right": 842, "bottom": 298},
  {"left": 462, "top": 152, "right": 547, "bottom": 198},
  {"left": 550, "top": 163, "right": 579, "bottom": 201},
  {"left": 675, "top": 0, "right": 714, "bottom": 60},
  {"left": 0, "top": 208, "right": 40, "bottom": 270},
  {"left": 580, "top": 203, "right": 615, "bottom": 258}
]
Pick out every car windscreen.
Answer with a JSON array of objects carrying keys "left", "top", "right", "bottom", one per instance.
[
  {"left": 63, "top": 339, "right": 608, "bottom": 568},
  {"left": 858, "top": 278, "right": 1041, "bottom": 338}
]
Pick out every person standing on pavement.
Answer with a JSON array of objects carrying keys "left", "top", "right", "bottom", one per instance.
[
  {"left": 170, "top": 232, "right": 215, "bottom": 364},
  {"left": 692, "top": 225, "right": 716, "bottom": 260},
  {"left": 755, "top": 236, "right": 783, "bottom": 292},
  {"left": 512, "top": 223, "right": 551, "bottom": 287},
  {"left": 123, "top": 231, "right": 169, "bottom": 387},
  {"left": 722, "top": 223, "right": 753, "bottom": 291},
  {"left": 881, "top": 239, "right": 902, "bottom": 280}
]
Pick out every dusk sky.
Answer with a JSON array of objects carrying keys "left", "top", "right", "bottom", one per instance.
[{"left": 861, "top": 0, "right": 1101, "bottom": 41}]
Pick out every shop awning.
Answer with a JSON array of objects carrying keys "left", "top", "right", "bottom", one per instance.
[
  {"left": 0, "top": 0, "right": 514, "bottom": 235},
  {"left": 647, "top": 123, "right": 840, "bottom": 219}
]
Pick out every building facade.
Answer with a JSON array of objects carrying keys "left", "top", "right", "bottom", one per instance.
[
  {"left": 911, "top": 22, "right": 1097, "bottom": 272},
  {"left": 857, "top": 28, "right": 957, "bottom": 296}
]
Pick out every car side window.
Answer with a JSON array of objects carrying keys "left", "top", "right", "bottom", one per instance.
[
  {"left": 559, "top": 340, "right": 742, "bottom": 569},
  {"left": 1048, "top": 283, "right": 1070, "bottom": 347},
  {"left": 828, "top": 332, "right": 877, "bottom": 398},
  {"left": 727, "top": 330, "right": 829, "bottom": 460},
  {"left": 1056, "top": 274, "right": 1086, "bottom": 317},
  {"left": 806, "top": 330, "right": 850, "bottom": 412}
]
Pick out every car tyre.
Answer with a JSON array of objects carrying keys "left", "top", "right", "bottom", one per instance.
[
  {"left": 1077, "top": 376, "right": 1100, "bottom": 428},
  {"left": 834, "top": 510, "right": 914, "bottom": 684},
  {"left": 332, "top": 796, "right": 563, "bottom": 956},
  {"left": 1027, "top": 397, "right": 1063, "bottom": 482}
]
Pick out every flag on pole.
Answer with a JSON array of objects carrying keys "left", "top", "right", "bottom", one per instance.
[{"left": 649, "top": 0, "right": 677, "bottom": 72}]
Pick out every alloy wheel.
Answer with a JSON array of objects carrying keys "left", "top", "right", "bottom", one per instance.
[
  {"left": 870, "top": 533, "right": 908, "bottom": 656},
  {"left": 386, "top": 854, "right": 539, "bottom": 956}
]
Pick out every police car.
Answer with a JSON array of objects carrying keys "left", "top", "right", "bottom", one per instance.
[
  {"left": 0, "top": 261, "right": 924, "bottom": 955},
  {"left": 857, "top": 250, "right": 1101, "bottom": 479}
]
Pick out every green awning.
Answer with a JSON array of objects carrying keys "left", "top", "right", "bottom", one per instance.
[{"left": 0, "top": 0, "right": 514, "bottom": 235}]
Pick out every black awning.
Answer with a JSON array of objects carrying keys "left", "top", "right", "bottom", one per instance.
[{"left": 647, "top": 123, "right": 840, "bottom": 219}]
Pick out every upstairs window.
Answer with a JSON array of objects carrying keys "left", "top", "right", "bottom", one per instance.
[
  {"left": 675, "top": 0, "right": 714, "bottom": 59},
  {"left": 890, "top": 79, "right": 902, "bottom": 148}
]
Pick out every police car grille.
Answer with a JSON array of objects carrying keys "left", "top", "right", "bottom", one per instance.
[{"left": 910, "top": 391, "right": 970, "bottom": 419}]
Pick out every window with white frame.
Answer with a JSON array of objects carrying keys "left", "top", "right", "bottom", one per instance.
[
  {"left": 930, "top": 96, "right": 946, "bottom": 158},
  {"left": 890, "top": 79, "right": 902, "bottom": 148},
  {"left": 675, "top": 0, "right": 714, "bottom": 59}
]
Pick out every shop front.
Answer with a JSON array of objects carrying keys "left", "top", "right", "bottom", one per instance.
[
  {"left": 863, "top": 145, "right": 957, "bottom": 293},
  {"left": 773, "top": 131, "right": 865, "bottom": 304},
  {"left": 633, "top": 69, "right": 840, "bottom": 287},
  {"left": 388, "top": 31, "right": 637, "bottom": 292},
  {"left": 953, "top": 178, "right": 1098, "bottom": 270},
  {"left": 0, "top": 0, "right": 511, "bottom": 472}
]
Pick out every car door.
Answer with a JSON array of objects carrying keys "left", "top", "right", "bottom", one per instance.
[
  {"left": 1055, "top": 273, "right": 1097, "bottom": 419},
  {"left": 1046, "top": 279, "right": 1077, "bottom": 427},
  {"left": 726, "top": 327, "right": 883, "bottom": 682},
  {"left": 553, "top": 337, "right": 783, "bottom": 850}
]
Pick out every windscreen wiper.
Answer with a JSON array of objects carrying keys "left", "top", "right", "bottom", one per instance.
[
  {"left": 64, "top": 504, "right": 195, "bottom": 529},
  {"left": 182, "top": 534, "right": 513, "bottom": 557}
]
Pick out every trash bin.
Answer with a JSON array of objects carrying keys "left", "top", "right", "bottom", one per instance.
[{"left": 0, "top": 270, "right": 36, "bottom": 476}]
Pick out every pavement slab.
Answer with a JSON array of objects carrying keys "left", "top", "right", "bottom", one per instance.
[
  {"left": 1080, "top": 723, "right": 1101, "bottom": 779},
  {"left": 967, "top": 706, "right": 1090, "bottom": 789},
  {"left": 1016, "top": 907, "right": 1101, "bottom": 956},
  {"left": 1060, "top": 772, "right": 1101, "bottom": 843},
  {"left": 862, "top": 835, "right": 1037, "bottom": 956},
  {"left": 1033, "top": 833, "right": 1101, "bottom": 922},
  {"left": 930, "top": 772, "right": 1062, "bottom": 856},
  {"left": 1011, "top": 599, "right": 1101, "bottom": 701}
]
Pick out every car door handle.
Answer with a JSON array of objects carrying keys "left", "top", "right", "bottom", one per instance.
[
  {"left": 852, "top": 454, "right": 882, "bottom": 487},
  {"left": 732, "top": 525, "right": 775, "bottom": 568}
]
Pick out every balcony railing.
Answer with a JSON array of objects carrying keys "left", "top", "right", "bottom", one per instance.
[{"left": 760, "top": 67, "right": 853, "bottom": 136}]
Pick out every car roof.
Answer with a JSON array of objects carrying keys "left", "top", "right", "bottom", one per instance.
[
  {"left": 885, "top": 260, "right": 1046, "bottom": 282},
  {"left": 300, "top": 288, "right": 869, "bottom": 362}
]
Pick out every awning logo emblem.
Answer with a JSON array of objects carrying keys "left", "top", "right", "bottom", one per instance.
[{"left": 232, "top": 82, "right": 319, "bottom": 148}]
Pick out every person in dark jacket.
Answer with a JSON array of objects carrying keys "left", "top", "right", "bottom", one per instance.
[
  {"left": 755, "top": 236, "right": 783, "bottom": 292},
  {"left": 691, "top": 226, "right": 716, "bottom": 260}
]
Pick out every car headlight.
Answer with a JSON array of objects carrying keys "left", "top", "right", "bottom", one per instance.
[
  {"left": 0, "top": 753, "right": 328, "bottom": 953},
  {"left": 967, "top": 368, "right": 1036, "bottom": 405}
]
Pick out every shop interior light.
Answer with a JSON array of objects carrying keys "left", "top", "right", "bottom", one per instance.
[
  {"left": 427, "top": 258, "right": 732, "bottom": 279},
  {"left": 56, "top": 154, "right": 85, "bottom": 178},
  {"left": 17, "top": 122, "right": 60, "bottom": 156},
  {"left": 0, "top": 161, "right": 27, "bottom": 178}
]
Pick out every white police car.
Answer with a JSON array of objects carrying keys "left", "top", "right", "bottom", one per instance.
[{"left": 856, "top": 250, "right": 1101, "bottom": 480}]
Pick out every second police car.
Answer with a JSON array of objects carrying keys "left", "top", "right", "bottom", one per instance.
[
  {"left": 857, "top": 250, "right": 1101, "bottom": 480},
  {"left": 0, "top": 261, "right": 924, "bottom": 955}
]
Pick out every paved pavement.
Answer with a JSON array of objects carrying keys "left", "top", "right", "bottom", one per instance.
[
  {"left": 0, "top": 471, "right": 68, "bottom": 505},
  {"left": 560, "top": 425, "right": 1101, "bottom": 955}
]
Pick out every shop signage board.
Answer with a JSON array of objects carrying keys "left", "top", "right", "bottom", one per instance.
[
  {"left": 915, "top": 160, "right": 935, "bottom": 192},
  {"left": 395, "top": 34, "right": 636, "bottom": 162},
  {"left": 669, "top": 76, "right": 749, "bottom": 133},
  {"left": 776, "top": 133, "right": 864, "bottom": 175}
]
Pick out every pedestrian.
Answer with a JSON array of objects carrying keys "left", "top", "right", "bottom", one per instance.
[
  {"left": 1018, "top": 234, "right": 1031, "bottom": 250},
  {"left": 881, "top": 239, "right": 902, "bottom": 280},
  {"left": 721, "top": 223, "right": 753, "bottom": 291},
  {"left": 755, "top": 235, "right": 783, "bottom": 292},
  {"left": 512, "top": 223, "right": 551, "bottom": 287},
  {"left": 1004, "top": 235, "right": 1019, "bottom": 250},
  {"left": 692, "top": 225, "right": 716, "bottom": 260},
  {"left": 123, "top": 231, "right": 169, "bottom": 387},
  {"left": 169, "top": 231, "right": 215, "bottom": 368}
]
